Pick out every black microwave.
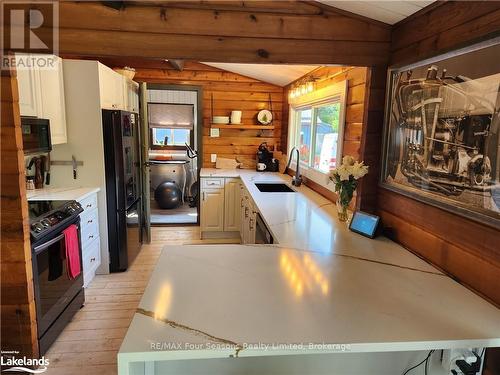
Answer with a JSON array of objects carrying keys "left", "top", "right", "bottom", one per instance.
[{"left": 22, "top": 117, "right": 52, "bottom": 154}]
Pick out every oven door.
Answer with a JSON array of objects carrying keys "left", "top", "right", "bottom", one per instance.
[{"left": 31, "top": 218, "right": 83, "bottom": 337}]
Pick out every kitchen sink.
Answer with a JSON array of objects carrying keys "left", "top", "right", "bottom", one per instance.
[{"left": 254, "top": 183, "right": 295, "bottom": 193}]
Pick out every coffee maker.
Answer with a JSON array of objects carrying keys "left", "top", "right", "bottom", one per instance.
[{"left": 256, "top": 142, "right": 279, "bottom": 172}]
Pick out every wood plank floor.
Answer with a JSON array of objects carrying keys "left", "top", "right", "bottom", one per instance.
[{"left": 44, "top": 226, "right": 240, "bottom": 375}]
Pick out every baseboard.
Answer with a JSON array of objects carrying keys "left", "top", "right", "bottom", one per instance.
[{"left": 201, "top": 231, "right": 241, "bottom": 240}]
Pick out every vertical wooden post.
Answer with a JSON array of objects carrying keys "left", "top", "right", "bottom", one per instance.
[{"left": 0, "top": 58, "right": 39, "bottom": 358}]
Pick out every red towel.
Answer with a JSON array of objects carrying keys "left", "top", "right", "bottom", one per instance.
[{"left": 63, "top": 224, "right": 81, "bottom": 279}]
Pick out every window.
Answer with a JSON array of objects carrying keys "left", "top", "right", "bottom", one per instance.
[
  {"left": 293, "top": 102, "right": 342, "bottom": 173},
  {"left": 148, "top": 103, "right": 194, "bottom": 150},
  {"left": 288, "top": 82, "right": 346, "bottom": 181},
  {"left": 151, "top": 128, "right": 190, "bottom": 147}
]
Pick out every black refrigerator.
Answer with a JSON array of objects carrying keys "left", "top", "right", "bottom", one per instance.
[{"left": 102, "top": 110, "right": 142, "bottom": 272}]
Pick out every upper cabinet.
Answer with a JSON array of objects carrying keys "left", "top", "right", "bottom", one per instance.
[
  {"left": 98, "top": 64, "right": 125, "bottom": 110},
  {"left": 17, "top": 65, "right": 42, "bottom": 117},
  {"left": 98, "top": 64, "right": 139, "bottom": 112},
  {"left": 123, "top": 77, "right": 139, "bottom": 113},
  {"left": 16, "top": 54, "right": 67, "bottom": 145}
]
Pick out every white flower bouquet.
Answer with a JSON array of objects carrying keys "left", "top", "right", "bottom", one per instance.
[{"left": 329, "top": 155, "right": 369, "bottom": 221}]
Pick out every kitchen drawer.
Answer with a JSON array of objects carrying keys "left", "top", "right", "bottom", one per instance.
[
  {"left": 201, "top": 178, "right": 224, "bottom": 189},
  {"left": 82, "top": 236, "right": 100, "bottom": 287},
  {"left": 79, "top": 193, "right": 97, "bottom": 212},
  {"left": 81, "top": 213, "right": 99, "bottom": 247},
  {"left": 80, "top": 206, "right": 98, "bottom": 228}
]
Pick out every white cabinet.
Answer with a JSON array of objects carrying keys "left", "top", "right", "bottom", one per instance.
[
  {"left": 200, "top": 188, "right": 225, "bottom": 232},
  {"left": 78, "top": 192, "right": 101, "bottom": 287},
  {"left": 39, "top": 56, "right": 67, "bottom": 144},
  {"left": 240, "top": 185, "right": 256, "bottom": 244},
  {"left": 200, "top": 177, "right": 243, "bottom": 239},
  {"left": 98, "top": 64, "right": 125, "bottom": 110},
  {"left": 17, "top": 66, "right": 42, "bottom": 117},
  {"left": 224, "top": 178, "right": 241, "bottom": 232},
  {"left": 16, "top": 54, "right": 67, "bottom": 144},
  {"left": 123, "top": 77, "right": 139, "bottom": 113}
]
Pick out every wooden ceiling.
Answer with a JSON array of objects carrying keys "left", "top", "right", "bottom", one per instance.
[{"left": 318, "top": 1, "right": 436, "bottom": 24}]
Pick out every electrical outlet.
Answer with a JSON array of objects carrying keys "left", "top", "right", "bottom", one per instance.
[
  {"left": 211, "top": 154, "right": 217, "bottom": 163},
  {"left": 442, "top": 348, "right": 483, "bottom": 375},
  {"left": 210, "top": 128, "right": 220, "bottom": 137}
]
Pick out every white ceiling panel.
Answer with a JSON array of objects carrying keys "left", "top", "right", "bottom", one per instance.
[
  {"left": 202, "top": 63, "right": 319, "bottom": 87},
  {"left": 317, "top": 1, "right": 436, "bottom": 25}
]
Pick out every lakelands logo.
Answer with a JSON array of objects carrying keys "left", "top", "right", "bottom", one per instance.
[
  {"left": 0, "top": 1, "right": 59, "bottom": 70},
  {"left": 1, "top": 353, "right": 49, "bottom": 373}
]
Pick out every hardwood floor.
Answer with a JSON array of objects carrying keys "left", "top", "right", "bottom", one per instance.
[{"left": 44, "top": 226, "right": 240, "bottom": 375}]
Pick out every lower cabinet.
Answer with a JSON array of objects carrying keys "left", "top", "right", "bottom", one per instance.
[
  {"left": 241, "top": 187, "right": 256, "bottom": 244},
  {"left": 200, "top": 177, "right": 244, "bottom": 239},
  {"left": 224, "top": 178, "right": 241, "bottom": 232},
  {"left": 200, "top": 188, "right": 225, "bottom": 232},
  {"left": 78, "top": 192, "right": 101, "bottom": 287}
]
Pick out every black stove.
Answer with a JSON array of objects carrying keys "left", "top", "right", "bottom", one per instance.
[
  {"left": 28, "top": 200, "right": 83, "bottom": 241},
  {"left": 28, "top": 199, "right": 85, "bottom": 355}
]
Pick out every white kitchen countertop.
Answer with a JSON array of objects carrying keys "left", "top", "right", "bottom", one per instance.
[
  {"left": 26, "top": 186, "right": 100, "bottom": 201},
  {"left": 200, "top": 168, "right": 438, "bottom": 273},
  {"left": 118, "top": 244, "right": 500, "bottom": 371}
]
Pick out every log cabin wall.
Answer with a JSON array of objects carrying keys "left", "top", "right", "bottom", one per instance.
[
  {"left": 0, "top": 65, "right": 39, "bottom": 358},
  {"left": 56, "top": 1, "right": 391, "bottom": 66},
  {"left": 93, "top": 58, "right": 283, "bottom": 169},
  {"left": 378, "top": 1, "right": 500, "bottom": 306}
]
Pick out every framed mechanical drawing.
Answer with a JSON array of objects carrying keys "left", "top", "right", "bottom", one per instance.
[{"left": 381, "top": 38, "right": 500, "bottom": 229}]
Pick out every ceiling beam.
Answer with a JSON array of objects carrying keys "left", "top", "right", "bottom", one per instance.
[{"left": 49, "top": 1, "right": 390, "bottom": 66}]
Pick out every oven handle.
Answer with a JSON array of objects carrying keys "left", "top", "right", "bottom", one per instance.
[{"left": 34, "top": 233, "right": 65, "bottom": 253}]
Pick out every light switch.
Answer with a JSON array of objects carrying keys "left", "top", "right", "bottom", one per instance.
[
  {"left": 210, "top": 128, "right": 220, "bottom": 137},
  {"left": 211, "top": 154, "right": 217, "bottom": 163}
]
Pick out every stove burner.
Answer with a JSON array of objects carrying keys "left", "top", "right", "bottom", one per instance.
[{"left": 28, "top": 200, "right": 83, "bottom": 241}]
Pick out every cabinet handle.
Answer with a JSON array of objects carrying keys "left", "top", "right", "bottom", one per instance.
[
  {"left": 88, "top": 235, "right": 94, "bottom": 239},
  {"left": 202, "top": 192, "right": 206, "bottom": 201},
  {"left": 86, "top": 204, "right": 92, "bottom": 208},
  {"left": 90, "top": 257, "right": 96, "bottom": 262},
  {"left": 87, "top": 219, "right": 93, "bottom": 224}
]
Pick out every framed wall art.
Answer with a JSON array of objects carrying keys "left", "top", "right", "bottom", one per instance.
[{"left": 381, "top": 38, "right": 500, "bottom": 229}]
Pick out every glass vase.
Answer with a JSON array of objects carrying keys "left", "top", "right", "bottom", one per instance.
[{"left": 336, "top": 198, "right": 349, "bottom": 222}]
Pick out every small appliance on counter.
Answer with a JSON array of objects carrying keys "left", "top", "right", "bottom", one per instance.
[
  {"left": 256, "top": 142, "right": 279, "bottom": 172},
  {"left": 28, "top": 199, "right": 84, "bottom": 355},
  {"left": 21, "top": 117, "right": 52, "bottom": 154}
]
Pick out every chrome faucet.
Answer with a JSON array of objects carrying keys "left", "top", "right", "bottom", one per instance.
[{"left": 283, "top": 147, "right": 302, "bottom": 187}]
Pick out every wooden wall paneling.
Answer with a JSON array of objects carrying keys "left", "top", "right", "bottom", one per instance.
[
  {"left": 0, "top": 65, "right": 39, "bottom": 358},
  {"left": 379, "top": 1, "right": 500, "bottom": 307},
  {"left": 40, "top": 1, "right": 391, "bottom": 66},
  {"left": 391, "top": 1, "right": 500, "bottom": 64},
  {"left": 356, "top": 66, "right": 387, "bottom": 213}
]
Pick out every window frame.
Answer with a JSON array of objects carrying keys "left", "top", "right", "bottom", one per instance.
[
  {"left": 149, "top": 127, "right": 193, "bottom": 151},
  {"left": 288, "top": 81, "right": 347, "bottom": 188}
]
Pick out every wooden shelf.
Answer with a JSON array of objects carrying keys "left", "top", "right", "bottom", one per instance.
[{"left": 210, "top": 124, "right": 275, "bottom": 130}]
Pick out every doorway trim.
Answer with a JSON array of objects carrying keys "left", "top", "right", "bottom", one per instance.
[{"left": 146, "top": 83, "right": 203, "bottom": 225}]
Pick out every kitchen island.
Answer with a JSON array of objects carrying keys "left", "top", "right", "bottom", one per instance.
[{"left": 118, "top": 242, "right": 500, "bottom": 375}]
